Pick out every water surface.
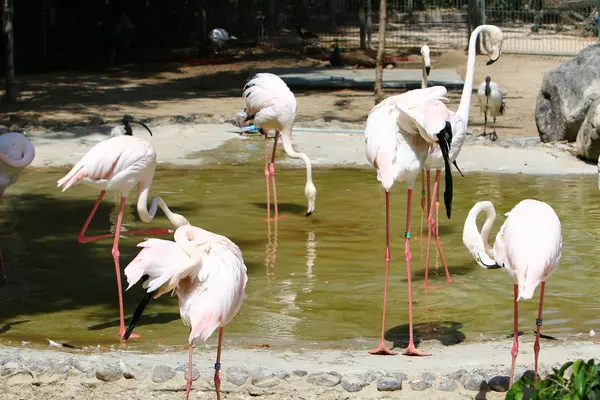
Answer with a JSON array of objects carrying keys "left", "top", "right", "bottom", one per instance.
[{"left": 0, "top": 159, "right": 598, "bottom": 351}]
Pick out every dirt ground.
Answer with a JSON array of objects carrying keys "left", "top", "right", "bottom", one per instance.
[{"left": 0, "top": 51, "right": 570, "bottom": 139}]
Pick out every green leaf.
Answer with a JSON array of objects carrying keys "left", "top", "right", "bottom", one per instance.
[
  {"left": 559, "top": 361, "right": 574, "bottom": 377},
  {"left": 575, "top": 371, "right": 586, "bottom": 397},
  {"left": 573, "top": 359, "right": 584, "bottom": 377}
]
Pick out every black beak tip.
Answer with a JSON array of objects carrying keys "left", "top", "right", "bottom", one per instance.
[
  {"left": 425, "top": 66, "right": 431, "bottom": 76},
  {"left": 305, "top": 211, "right": 313, "bottom": 217},
  {"left": 486, "top": 57, "right": 498, "bottom": 66}
]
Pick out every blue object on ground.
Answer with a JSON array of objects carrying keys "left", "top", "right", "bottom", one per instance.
[{"left": 240, "top": 124, "right": 260, "bottom": 133}]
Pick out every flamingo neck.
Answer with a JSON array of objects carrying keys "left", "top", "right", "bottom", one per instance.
[
  {"left": 422, "top": 64, "right": 428, "bottom": 89},
  {"left": 136, "top": 182, "right": 188, "bottom": 228},
  {"left": 280, "top": 128, "right": 313, "bottom": 186},
  {"left": 457, "top": 25, "right": 487, "bottom": 124},
  {"left": 0, "top": 139, "right": 35, "bottom": 169},
  {"left": 469, "top": 201, "right": 497, "bottom": 259}
]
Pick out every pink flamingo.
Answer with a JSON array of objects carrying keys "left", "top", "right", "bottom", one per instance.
[
  {"left": 239, "top": 73, "right": 316, "bottom": 220},
  {"left": 56, "top": 116, "right": 189, "bottom": 338},
  {"left": 463, "top": 199, "right": 562, "bottom": 385},
  {"left": 122, "top": 223, "right": 248, "bottom": 400},
  {"left": 0, "top": 129, "right": 36, "bottom": 284}
]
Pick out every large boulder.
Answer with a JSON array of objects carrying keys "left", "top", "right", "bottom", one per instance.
[
  {"left": 575, "top": 97, "right": 600, "bottom": 161},
  {"left": 535, "top": 43, "right": 600, "bottom": 143}
]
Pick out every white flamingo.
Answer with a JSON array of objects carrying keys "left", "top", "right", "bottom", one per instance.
[
  {"left": 122, "top": 223, "right": 248, "bottom": 400},
  {"left": 0, "top": 129, "right": 35, "bottom": 284},
  {"left": 462, "top": 199, "right": 562, "bottom": 386},
  {"left": 420, "top": 25, "right": 504, "bottom": 290},
  {"left": 240, "top": 73, "right": 316, "bottom": 220},
  {"left": 477, "top": 75, "right": 506, "bottom": 141},
  {"left": 365, "top": 25, "right": 503, "bottom": 357}
]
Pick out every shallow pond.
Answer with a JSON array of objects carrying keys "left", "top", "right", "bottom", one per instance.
[{"left": 0, "top": 153, "right": 598, "bottom": 351}]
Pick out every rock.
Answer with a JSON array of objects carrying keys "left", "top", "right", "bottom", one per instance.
[
  {"left": 7, "top": 370, "right": 34, "bottom": 385},
  {"left": 90, "top": 116, "right": 104, "bottom": 127},
  {"left": 51, "top": 361, "right": 72, "bottom": 375},
  {"left": 576, "top": 97, "right": 600, "bottom": 161},
  {"left": 24, "top": 359, "right": 47, "bottom": 374},
  {"left": 488, "top": 375, "right": 510, "bottom": 392},
  {"left": 1, "top": 361, "right": 19, "bottom": 376},
  {"left": 152, "top": 365, "right": 176, "bottom": 383},
  {"left": 377, "top": 375, "right": 403, "bottom": 391},
  {"left": 422, "top": 372, "right": 436, "bottom": 382},
  {"left": 520, "top": 369, "right": 539, "bottom": 382},
  {"left": 73, "top": 359, "right": 93, "bottom": 374},
  {"left": 226, "top": 366, "right": 249, "bottom": 386},
  {"left": 306, "top": 372, "right": 341, "bottom": 387},
  {"left": 252, "top": 375, "right": 280, "bottom": 388},
  {"left": 0, "top": 125, "right": 8, "bottom": 134},
  {"left": 292, "top": 370, "right": 307, "bottom": 377},
  {"left": 274, "top": 370, "right": 290, "bottom": 380},
  {"left": 341, "top": 373, "right": 372, "bottom": 392},
  {"left": 536, "top": 43, "right": 600, "bottom": 143},
  {"left": 8, "top": 124, "right": 21, "bottom": 132},
  {"left": 410, "top": 379, "right": 433, "bottom": 391},
  {"left": 175, "top": 365, "right": 200, "bottom": 381},
  {"left": 438, "top": 380, "right": 458, "bottom": 391},
  {"left": 95, "top": 364, "right": 122, "bottom": 382},
  {"left": 447, "top": 368, "right": 468, "bottom": 382},
  {"left": 464, "top": 374, "right": 487, "bottom": 391}
]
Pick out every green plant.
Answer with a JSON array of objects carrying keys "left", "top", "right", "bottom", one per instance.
[{"left": 506, "top": 359, "right": 600, "bottom": 400}]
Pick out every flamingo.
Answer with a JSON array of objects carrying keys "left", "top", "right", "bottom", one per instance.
[
  {"left": 365, "top": 25, "right": 503, "bottom": 357},
  {"left": 240, "top": 73, "right": 317, "bottom": 220},
  {"left": 122, "top": 223, "right": 248, "bottom": 400},
  {"left": 462, "top": 199, "right": 562, "bottom": 386},
  {"left": 0, "top": 129, "right": 35, "bottom": 284},
  {"left": 56, "top": 118, "right": 189, "bottom": 339},
  {"left": 477, "top": 75, "right": 506, "bottom": 141},
  {"left": 418, "top": 45, "right": 431, "bottom": 241},
  {"left": 421, "top": 25, "right": 504, "bottom": 290}
]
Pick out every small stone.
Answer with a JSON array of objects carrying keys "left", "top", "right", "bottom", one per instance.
[
  {"left": 51, "top": 361, "right": 71, "bottom": 375},
  {"left": 292, "top": 370, "right": 307, "bottom": 377},
  {"left": 175, "top": 365, "right": 200, "bottom": 381},
  {"left": 422, "top": 372, "right": 436, "bottom": 382},
  {"left": 73, "top": 359, "right": 92, "bottom": 374},
  {"left": 90, "top": 116, "right": 104, "bottom": 127},
  {"left": 24, "top": 359, "right": 46, "bottom": 374},
  {"left": 377, "top": 375, "right": 403, "bottom": 391},
  {"left": 341, "top": 373, "right": 372, "bottom": 392},
  {"left": 306, "top": 372, "right": 341, "bottom": 387},
  {"left": 247, "top": 386, "right": 266, "bottom": 396},
  {"left": 8, "top": 124, "right": 21, "bottom": 132},
  {"left": 410, "top": 379, "right": 433, "bottom": 391},
  {"left": 464, "top": 374, "right": 487, "bottom": 391},
  {"left": 152, "top": 365, "right": 176, "bottom": 383},
  {"left": 447, "top": 368, "right": 468, "bottom": 382},
  {"left": 438, "top": 380, "right": 458, "bottom": 392},
  {"left": 7, "top": 370, "right": 34, "bottom": 385},
  {"left": 520, "top": 369, "right": 539, "bottom": 382},
  {"left": 252, "top": 375, "right": 280, "bottom": 388},
  {"left": 226, "top": 366, "right": 249, "bottom": 386},
  {"left": 488, "top": 375, "right": 510, "bottom": 392},
  {"left": 275, "top": 370, "right": 290, "bottom": 380},
  {"left": 95, "top": 364, "right": 122, "bottom": 382},
  {"left": 1, "top": 361, "right": 19, "bottom": 376}
]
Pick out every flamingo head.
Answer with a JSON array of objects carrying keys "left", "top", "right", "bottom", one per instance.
[
  {"left": 485, "top": 26, "right": 504, "bottom": 65},
  {"left": 420, "top": 45, "right": 431, "bottom": 76},
  {"left": 305, "top": 181, "right": 316, "bottom": 217}
]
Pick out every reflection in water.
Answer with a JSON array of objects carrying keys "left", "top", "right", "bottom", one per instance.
[
  {"left": 265, "top": 219, "right": 278, "bottom": 282},
  {"left": 303, "top": 230, "right": 317, "bottom": 294}
]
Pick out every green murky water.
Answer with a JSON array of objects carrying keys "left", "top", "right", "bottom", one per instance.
[{"left": 0, "top": 148, "right": 599, "bottom": 351}]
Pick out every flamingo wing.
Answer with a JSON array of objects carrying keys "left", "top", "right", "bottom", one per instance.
[{"left": 242, "top": 73, "right": 296, "bottom": 126}]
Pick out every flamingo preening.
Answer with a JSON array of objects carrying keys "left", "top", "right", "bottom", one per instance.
[
  {"left": 240, "top": 73, "right": 317, "bottom": 220},
  {"left": 477, "top": 75, "right": 506, "bottom": 141},
  {"left": 57, "top": 117, "right": 189, "bottom": 338},
  {"left": 365, "top": 25, "right": 503, "bottom": 357},
  {"left": 463, "top": 199, "right": 562, "bottom": 386},
  {"left": 421, "top": 25, "right": 504, "bottom": 289},
  {"left": 123, "top": 223, "right": 248, "bottom": 400},
  {"left": 0, "top": 129, "right": 36, "bottom": 284}
]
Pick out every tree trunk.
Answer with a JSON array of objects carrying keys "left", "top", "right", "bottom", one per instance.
[
  {"left": 2, "top": 0, "right": 16, "bottom": 103},
  {"left": 467, "top": 0, "right": 482, "bottom": 54},
  {"left": 374, "top": 0, "right": 387, "bottom": 104}
]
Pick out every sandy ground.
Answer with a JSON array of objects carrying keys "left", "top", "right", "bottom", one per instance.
[
  {"left": 1, "top": 339, "right": 599, "bottom": 399},
  {"left": 0, "top": 52, "right": 570, "bottom": 141}
]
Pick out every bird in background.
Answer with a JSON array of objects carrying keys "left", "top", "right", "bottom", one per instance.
[
  {"left": 477, "top": 75, "right": 506, "bottom": 141},
  {"left": 240, "top": 73, "right": 317, "bottom": 219},
  {"left": 56, "top": 115, "right": 189, "bottom": 339},
  {"left": 420, "top": 25, "right": 503, "bottom": 290},
  {"left": 463, "top": 199, "right": 562, "bottom": 386},
  {"left": 297, "top": 26, "right": 318, "bottom": 44},
  {"left": 208, "top": 28, "right": 237, "bottom": 55},
  {"left": 122, "top": 223, "right": 248, "bottom": 400},
  {"left": 0, "top": 128, "right": 35, "bottom": 284}
]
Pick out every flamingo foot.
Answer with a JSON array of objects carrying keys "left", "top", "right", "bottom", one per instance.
[
  {"left": 595, "top": 341, "right": 600, "bottom": 344},
  {"left": 369, "top": 342, "right": 397, "bottom": 355},
  {"left": 120, "top": 330, "right": 141, "bottom": 339},
  {"left": 403, "top": 344, "right": 431, "bottom": 357}
]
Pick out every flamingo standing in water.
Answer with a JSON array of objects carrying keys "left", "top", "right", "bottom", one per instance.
[
  {"left": 56, "top": 116, "right": 189, "bottom": 338},
  {"left": 462, "top": 199, "right": 562, "bottom": 385},
  {"left": 239, "top": 73, "right": 317, "bottom": 220},
  {"left": 122, "top": 223, "right": 248, "bottom": 400},
  {"left": 0, "top": 129, "right": 35, "bottom": 284},
  {"left": 421, "top": 25, "right": 504, "bottom": 289}
]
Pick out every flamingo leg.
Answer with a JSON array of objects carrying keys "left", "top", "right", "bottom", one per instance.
[
  {"left": 0, "top": 248, "right": 5, "bottom": 284},
  {"left": 483, "top": 108, "right": 488, "bottom": 135},
  {"left": 113, "top": 197, "right": 141, "bottom": 339},
  {"left": 185, "top": 343, "right": 194, "bottom": 400},
  {"left": 264, "top": 131, "right": 272, "bottom": 221},
  {"left": 510, "top": 284, "right": 519, "bottom": 386},
  {"left": 214, "top": 327, "right": 224, "bottom": 400},
  {"left": 369, "top": 191, "right": 396, "bottom": 355},
  {"left": 533, "top": 282, "right": 546, "bottom": 383},
  {"left": 269, "top": 132, "right": 280, "bottom": 220},
  {"left": 424, "top": 170, "right": 451, "bottom": 290},
  {"left": 419, "top": 169, "right": 425, "bottom": 240},
  {"left": 491, "top": 117, "right": 498, "bottom": 141},
  {"left": 77, "top": 191, "right": 171, "bottom": 244},
  {"left": 403, "top": 189, "right": 431, "bottom": 357}
]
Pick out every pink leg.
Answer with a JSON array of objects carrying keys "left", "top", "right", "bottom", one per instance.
[
  {"left": 424, "top": 171, "right": 451, "bottom": 289},
  {"left": 419, "top": 170, "right": 425, "bottom": 240},
  {"left": 264, "top": 132, "right": 272, "bottom": 221},
  {"left": 509, "top": 284, "right": 519, "bottom": 386},
  {"left": 185, "top": 343, "right": 194, "bottom": 400},
  {"left": 214, "top": 327, "right": 224, "bottom": 400},
  {"left": 403, "top": 189, "right": 431, "bottom": 357},
  {"left": 269, "top": 132, "right": 281, "bottom": 220},
  {"left": 77, "top": 191, "right": 171, "bottom": 244},
  {"left": 369, "top": 191, "right": 396, "bottom": 355},
  {"left": 113, "top": 197, "right": 140, "bottom": 339},
  {"left": 0, "top": 248, "right": 5, "bottom": 284},
  {"left": 533, "top": 282, "right": 545, "bottom": 382}
]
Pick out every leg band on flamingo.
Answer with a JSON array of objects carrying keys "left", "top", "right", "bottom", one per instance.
[
  {"left": 214, "top": 363, "right": 221, "bottom": 370},
  {"left": 404, "top": 232, "right": 411, "bottom": 238},
  {"left": 536, "top": 318, "right": 543, "bottom": 326}
]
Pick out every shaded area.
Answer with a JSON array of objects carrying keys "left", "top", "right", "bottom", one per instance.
[{"left": 385, "top": 321, "right": 467, "bottom": 349}]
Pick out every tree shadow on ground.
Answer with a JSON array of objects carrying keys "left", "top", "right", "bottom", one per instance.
[{"left": 385, "top": 320, "right": 466, "bottom": 349}]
